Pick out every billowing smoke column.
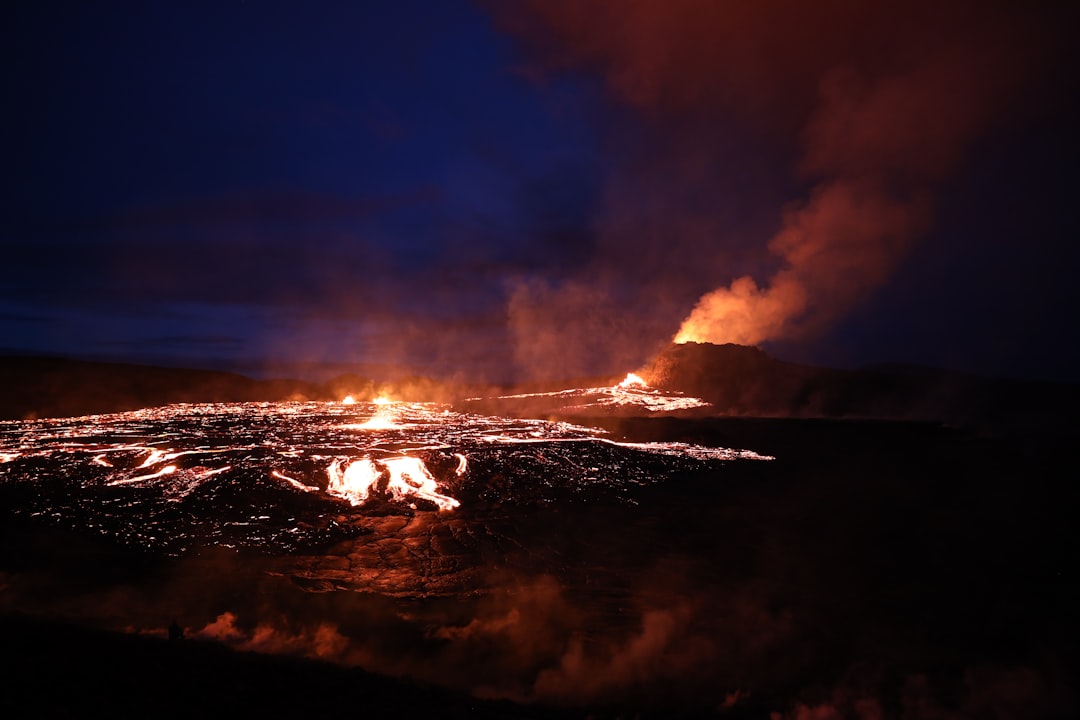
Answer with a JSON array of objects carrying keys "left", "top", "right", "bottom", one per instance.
[
  {"left": 671, "top": 27, "right": 996, "bottom": 346},
  {"left": 496, "top": 0, "right": 1059, "bottom": 355}
]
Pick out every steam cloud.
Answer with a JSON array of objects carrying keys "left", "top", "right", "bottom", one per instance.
[{"left": 495, "top": 0, "right": 1062, "bottom": 359}]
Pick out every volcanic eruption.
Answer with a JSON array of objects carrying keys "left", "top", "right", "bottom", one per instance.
[
  {"left": 3, "top": 2, "right": 1078, "bottom": 718},
  {"left": 491, "top": 0, "right": 1068, "bottom": 377},
  {"left": 2, "top": 362, "right": 1073, "bottom": 717}
]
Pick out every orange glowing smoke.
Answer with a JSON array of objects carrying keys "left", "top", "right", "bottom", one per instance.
[
  {"left": 674, "top": 274, "right": 807, "bottom": 345},
  {"left": 673, "top": 182, "right": 925, "bottom": 345},
  {"left": 501, "top": 1, "right": 1042, "bottom": 352}
]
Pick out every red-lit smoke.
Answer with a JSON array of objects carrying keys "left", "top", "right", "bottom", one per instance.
[{"left": 495, "top": 0, "right": 1061, "bottom": 352}]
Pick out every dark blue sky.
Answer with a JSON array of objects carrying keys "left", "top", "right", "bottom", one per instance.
[{"left": 3, "top": 1, "right": 1079, "bottom": 382}]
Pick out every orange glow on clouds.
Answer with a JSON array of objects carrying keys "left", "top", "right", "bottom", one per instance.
[{"left": 673, "top": 275, "right": 807, "bottom": 345}]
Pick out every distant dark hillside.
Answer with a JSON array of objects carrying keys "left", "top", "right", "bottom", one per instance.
[
  {"left": 5, "top": 348, "right": 1076, "bottom": 426},
  {"left": 0, "top": 356, "right": 324, "bottom": 420},
  {"left": 642, "top": 342, "right": 1080, "bottom": 425}
]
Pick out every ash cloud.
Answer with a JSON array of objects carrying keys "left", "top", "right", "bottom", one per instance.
[{"left": 493, "top": 0, "right": 1070, "bottom": 363}]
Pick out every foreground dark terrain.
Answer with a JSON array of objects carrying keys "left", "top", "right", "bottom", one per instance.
[
  {"left": 0, "top": 612, "right": 572, "bottom": 720},
  {"left": 0, "top": 350, "right": 1076, "bottom": 718}
]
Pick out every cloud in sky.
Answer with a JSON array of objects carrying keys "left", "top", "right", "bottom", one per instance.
[
  {"left": 2, "top": 1, "right": 1078, "bottom": 380},
  {"left": 493, "top": 0, "right": 1077, "bottom": 374}
]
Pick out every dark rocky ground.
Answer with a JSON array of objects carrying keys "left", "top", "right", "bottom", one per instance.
[
  {"left": 642, "top": 342, "right": 1080, "bottom": 426},
  {"left": 1, "top": 348, "right": 1077, "bottom": 718},
  {"left": 0, "top": 611, "right": 575, "bottom": 720},
  {"left": 1, "top": 414, "right": 1076, "bottom": 718}
]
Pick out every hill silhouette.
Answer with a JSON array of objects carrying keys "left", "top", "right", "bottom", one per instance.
[
  {"left": 643, "top": 342, "right": 1079, "bottom": 425},
  {"left": 0, "top": 356, "right": 322, "bottom": 420},
  {"left": 4, "top": 347, "right": 1077, "bottom": 426}
]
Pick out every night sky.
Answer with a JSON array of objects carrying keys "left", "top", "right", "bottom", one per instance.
[{"left": 4, "top": 1, "right": 1079, "bottom": 383}]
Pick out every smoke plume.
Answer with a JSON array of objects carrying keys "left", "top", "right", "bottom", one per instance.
[{"left": 495, "top": 0, "right": 1061, "bottom": 355}]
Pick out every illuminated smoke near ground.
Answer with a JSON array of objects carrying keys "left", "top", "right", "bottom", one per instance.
[{"left": 496, "top": 0, "right": 1064, "bottom": 356}]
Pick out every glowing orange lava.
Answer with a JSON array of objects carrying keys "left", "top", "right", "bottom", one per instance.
[
  {"left": 342, "top": 397, "right": 413, "bottom": 430},
  {"left": 479, "top": 373, "right": 709, "bottom": 413},
  {"left": 325, "top": 456, "right": 460, "bottom": 511},
  {"left": 110, "top": 465, "right": 178, "bottom": 485},
  {"left": 271, "top": 469, "right": 318, "bottom": 492},
  {"left": 1, "top": 398, "right": 774, "bottom": 526},
  {"left": 326, "top": 458, "right": 381, "bottom": 505},
  {"left": 138, "top": 449, "right": 170, "bottom": 468},
  {"left": 382, "top": 456, "right": 460, "bottom": 511}
]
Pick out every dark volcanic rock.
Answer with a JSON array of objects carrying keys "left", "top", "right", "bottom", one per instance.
[
  {"left": 0, "top": 612, "right": 569, "bottom": 719},
  {"left": 643, "top": 343, "right": 822, "bottom": 416},
  {"left": 643, "top": 342, "right": 1080, "bottom": 425},
  {"left": 0, "top": 356, "right": 325, "bottom": 420}
]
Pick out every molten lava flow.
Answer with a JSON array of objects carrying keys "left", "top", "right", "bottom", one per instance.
[
  {"left": 191, "top": 466, "right": 231, "bottom": 479},
  {"left": 343, "top": 398, "right": 408, "bottom": 430},
  {"left": 0, "top": 398, "right": 776, "bottom": 559},
  {"left": 349, "top": 415, "right": 399, "bottom": 431},
  {"left": 138, "top": 449, "right": 170, "bottom": 468},
  {"left": 477, "top": 372, "right": 708, "bottom": 413},
  {"left": 672, "top": 276, "right": 807, "bottom": 346},
  {"left": 109, "top": 465, "right": 178, "bottom": 485},
  {"left": 325, "top": 455, "right": 459, "bottom": 510},
  {"left": 606, "top": 373, "right": 709, "bottom": 412},
  {"left": 326, "top": 458, "right": 381, "bottom": 505},
  {"left": 272, "top": 469, "right": 317, "bottom": 492}
]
